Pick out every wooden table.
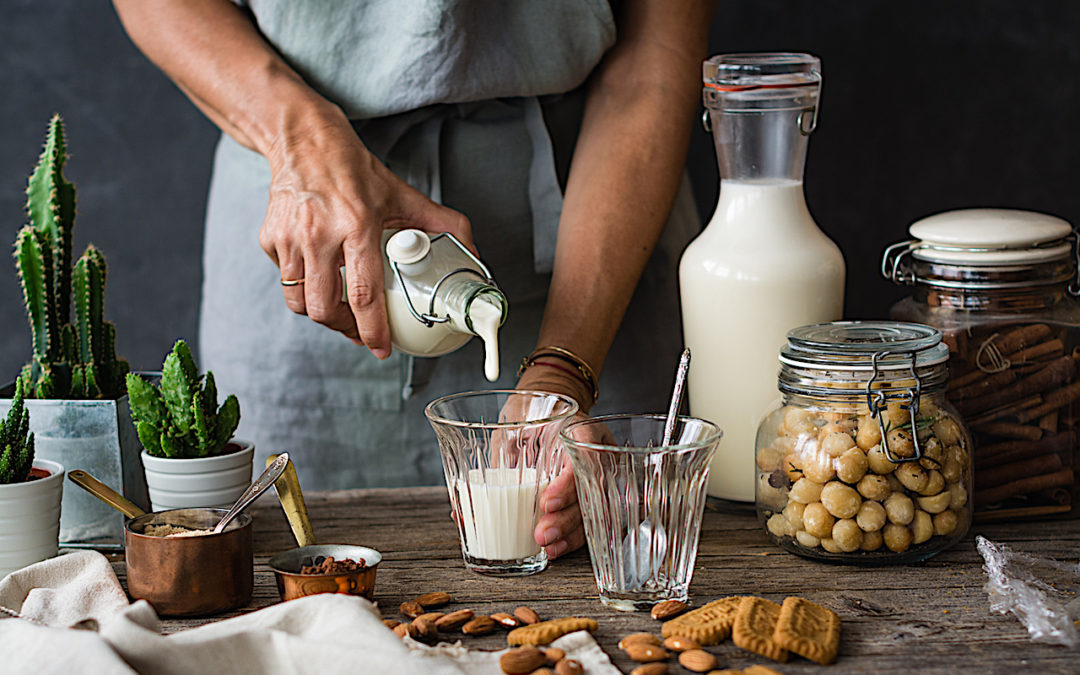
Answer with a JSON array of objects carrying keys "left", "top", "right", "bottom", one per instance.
[{"left": 120, "top": 487, "right": 1079, "bottom": 674}]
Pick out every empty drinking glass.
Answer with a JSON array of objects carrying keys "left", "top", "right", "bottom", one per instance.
[
  {"left": 425, "top": 390, "right": 578, "bottom": 576},
  {"left": 561, "top": 414, "right": 721, "bottom": 610}
]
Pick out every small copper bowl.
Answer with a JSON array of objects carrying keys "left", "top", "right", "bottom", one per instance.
[
  {"left": 269, "top": 544, "right": 381, "bottom": 602},
  {"left": 125, "top": 508, "right": 253, "bottom": 617}
]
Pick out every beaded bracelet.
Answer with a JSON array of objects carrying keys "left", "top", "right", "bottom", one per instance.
[{"left": 517, "top": 345, "right": 599, "bottom": 403}]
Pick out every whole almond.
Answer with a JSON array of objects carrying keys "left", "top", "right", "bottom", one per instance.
[
  {"left": 411, "top": 617, "right": 438, "bottom": 643},
  {"left": 618, "top": 632, "right": 661, "bottom": 650},
  {"left": 435, "top": 609, "right": 474, "bottom": 632},
  {"left": 532, "top": 670, "right": 555, "bottom": 675},
  {"left": 663, "top": 635, "right": 700, "bottom": 652},
  {"left": 624, "top": 643, "right": 669, "bottom": 663},
  {"left": 513, "top": 606, "right": 541, "bottom": 625},
  {"left": 651, "top": 599, "right": 688, "bottom": 621},
  {"left": 491, "top": 612, "right": 520, "bottom": 628},
  {"left": 499, "top": 646, "right": 547, "bottom": 674},
  {"left": 392, "top": 623, "right": 409, "bottom": 639},
  {"left": 416, "top": 591, "right": 453, "bottom": 608},
  {"left": 555, "top": 658, "right": 584, "bottom": 675},
  {"left": 462, "top": 615, "right": 497, "bottom": 636},
  {"left": 382, "top": 619, "right": 401, "bottom": 630},
  {"left": 629, "top": 664, "right": 669, "bottom": 675},
  {"left": 678, "top": 649, "right": 718, "bottom": 672},
  {"left": 543, "top": 647, "right": 565, "bottom": 665},
  {"left": 416, "top": 611, "right": 445, "bottom": 623},
  {"left": 400, "top": 601, "right": 424, "bottom": 619}
]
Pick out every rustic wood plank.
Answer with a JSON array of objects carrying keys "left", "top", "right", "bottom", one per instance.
[{"left": 119, "top": 487, "right": 1080, "bottom": 674}]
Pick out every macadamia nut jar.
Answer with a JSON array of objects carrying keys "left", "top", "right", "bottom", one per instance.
[{"left": 755, "top": 321, "right": 973, "bottom": 563}]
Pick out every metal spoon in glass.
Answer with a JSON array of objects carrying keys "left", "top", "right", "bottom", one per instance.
[{"left": 212, "top": 452, "right": 291, "bottom": 534}]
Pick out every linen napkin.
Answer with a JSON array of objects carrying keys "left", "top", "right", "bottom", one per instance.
[{"left": 0, "top": 551, "right": 619, "bottom": 674}]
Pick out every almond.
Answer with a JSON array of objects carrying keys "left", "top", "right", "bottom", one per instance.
[
  {"left": 651, "top": 599, "right": 688, "bottom": 621},
  {"left": 400, "top": 601, "right": 424, "bottom": 619},
  {"left": 629, "top": 664, "right": 669, "bottom": 675},
  {"left": 618, "top": 632, "right": 661, "bottom": 650},
  {"left": 415, "top": 591, "right": 453, "bottom": 608},
  {"left": 531, "top": 670, "right": 555, "bottom": 675},
  {"left": 555, "top": 658, "right": 584, "bottom": 675},
  {"left": 435, "top": 609, "right": 474, "bottom": 631},
  {"left": 499, "top": 646, "right": 547, "bottom": 674},
  {"left": 382, "top": 619, "right": 401, "bottom": 630},
  {"left": 678, "top": 648, "right": 718, "bottom": 672},
  {"left": 662, "top": 635, "right": 700, "bottom": 652},
  {"left": 392, "top": 623, "right": 409, "bottom": 639},
  {"left": 416, "top": 612, "right": 445, "bottom": 623},
  {"left": 623, "top": 643, "right": 669, "bottom": 662},
  {"left": 543, "top": 647, "right": 565, "bottom": 665},
  {"left": 462, "top": 615, "right": 497, "bottom": 636},
  {"left": 513, "top": 606, "right": 542, "bottom": 625},
  {"left": 411, "top": 617, "right": 438, "bottom": 643},
  {"left": 491, "top": 612, "right": 520, "bottom": 628}
]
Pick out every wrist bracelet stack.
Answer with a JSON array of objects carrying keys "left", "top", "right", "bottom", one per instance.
[{"left": 517, "top": 345, "right": 599, "bottom": 404}]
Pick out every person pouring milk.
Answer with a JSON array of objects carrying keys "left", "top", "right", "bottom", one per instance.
[{"left": 112, "top": 0, "right": 715, "bottom": 559}]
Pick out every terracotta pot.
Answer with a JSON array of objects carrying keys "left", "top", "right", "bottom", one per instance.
[
  {"left": 141, "top": 440, "right": 254, "bottom": 511},
  {"left": 0, "top": 459, "right": 64, "bottom": 578}
]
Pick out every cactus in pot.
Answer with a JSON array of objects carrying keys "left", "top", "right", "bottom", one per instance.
[
  {"left": 0, "top": 377, "right": 35, "bottom": 485},
  {"left": 127, "top": 340, "right": 240, "bottom": 458},
  {"left": 14, "top": 114, "right": 129, "bottom": 400}
]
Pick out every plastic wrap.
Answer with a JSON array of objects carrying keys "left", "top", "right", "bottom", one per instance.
[{"left": 977, "top": 535, "right": 1080, "bottom": 647}]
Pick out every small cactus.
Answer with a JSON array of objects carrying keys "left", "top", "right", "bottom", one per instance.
[
  {"left": 14, "top": 115, "right": 129, "bottom": 400},
  {"left": 126, "top": 340, "right": 240, "bottom": 458},
  {"left": 0, "top": 377, "right": 36, "bottom": 485}
]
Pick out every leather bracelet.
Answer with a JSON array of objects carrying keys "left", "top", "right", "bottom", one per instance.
[{"left": 517, "top": 345, "right": 599, "bottom": 403}]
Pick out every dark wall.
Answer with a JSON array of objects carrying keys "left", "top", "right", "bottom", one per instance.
[{"left": 2, "top": 1, "right": 1079, "bottom": 380}]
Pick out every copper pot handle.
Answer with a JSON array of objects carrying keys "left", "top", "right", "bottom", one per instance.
[{"left": 67, "top": 470, "right": 146, "bottom": 519}]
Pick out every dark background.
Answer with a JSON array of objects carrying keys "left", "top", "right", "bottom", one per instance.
[{"left": 2, "top": 1, "right": 1078, "bottom": 379}]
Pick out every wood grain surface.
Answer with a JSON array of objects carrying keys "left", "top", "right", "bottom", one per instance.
[{"left": 125, "top": 487, "right": 1079, "bottom": 674}]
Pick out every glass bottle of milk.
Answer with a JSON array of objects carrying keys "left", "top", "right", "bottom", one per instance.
[
  {"left": 679, "top": 53, "right": 845, "bottom": 502},
  {"left": 366, "top": 229, "right": 507, "bottom": 381}
]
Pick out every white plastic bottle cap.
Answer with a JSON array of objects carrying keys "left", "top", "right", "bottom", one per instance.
[{"left": 386, "top": 229, "right": 431, "bottom": 265}]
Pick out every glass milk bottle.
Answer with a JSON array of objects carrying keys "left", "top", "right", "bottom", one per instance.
[{"left": 680, "top": 53, "right": 845, "bottom": 502}]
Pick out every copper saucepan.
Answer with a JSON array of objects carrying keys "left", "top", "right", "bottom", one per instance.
[{"left": 68, "top": 470, "right": 253, "bottom": 617}]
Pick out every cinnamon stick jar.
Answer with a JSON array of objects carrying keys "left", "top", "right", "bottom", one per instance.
[
  {"left": 755, "top": 321, "right": 972, "bottom": 564},
  {"left": 883, "top": 209, "right": 1080, "bottom": 520}
]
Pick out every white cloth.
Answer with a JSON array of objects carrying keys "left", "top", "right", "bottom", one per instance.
[{"left": 0, "top": 552, "right": 619, "bottom": 675}]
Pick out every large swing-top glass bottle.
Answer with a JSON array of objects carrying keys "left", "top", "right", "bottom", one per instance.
[{"left": 679, "top": 53, "right": 845, "bottom": 501}]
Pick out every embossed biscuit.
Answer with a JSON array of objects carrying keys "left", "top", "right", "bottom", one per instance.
[
  {"left": 660, "top": 596, "right": 745, "bottom": 645},
  {"left": 772, "top": 596, "right": 841, "bottom": 665},
  {"left": 506, "top": 617, "right": 599, "bottom": 646},
  {"left": 731, "top": 597, "right": 789, "bottom": 663}
]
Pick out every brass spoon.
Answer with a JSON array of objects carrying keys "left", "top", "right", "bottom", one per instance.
[{"left": 211, "top": 452, "right": 291, "bottom": 534}]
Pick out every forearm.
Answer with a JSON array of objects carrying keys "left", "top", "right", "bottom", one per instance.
[
  {"left": 530, "top": 0, "right": 713, "bottom": 390},
  {"left": 112, "top": 0, "right": 344, "bottom": 162}
]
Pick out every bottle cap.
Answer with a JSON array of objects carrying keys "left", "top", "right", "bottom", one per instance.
[{"left": 386, "top": 229, "right": 431, "bottom": 265}]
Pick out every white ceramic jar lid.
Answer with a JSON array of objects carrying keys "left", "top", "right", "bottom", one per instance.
[
  {"left": 385, "top": 229, "right": 431, "bottom": 265},
  {"left": 909, "top": 209, "right": 1072, "bottom": 265}
]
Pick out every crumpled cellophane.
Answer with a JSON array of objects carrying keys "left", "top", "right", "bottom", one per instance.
[{"left": 977, "top": 535, "right": 1080, "bottom": 647}]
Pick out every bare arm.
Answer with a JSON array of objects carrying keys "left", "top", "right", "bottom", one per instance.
[
  {"left": 112, "top": 0, "right": 472, "bottom": 358},
  {"left": 525, "top": 0, "right": 715, "bottom": 556}
]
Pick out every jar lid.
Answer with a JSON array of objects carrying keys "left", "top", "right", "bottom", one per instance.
[
  {"left": 703, "top": 52, "right": 821, "bottom": 115},
  {"left": 908, "top": 209, "right": 1072, "bottom": 265},
  {"left": 780, "top": 321, "right": 949, "bottom": 371}
]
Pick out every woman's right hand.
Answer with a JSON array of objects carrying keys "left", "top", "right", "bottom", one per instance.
[{"left": 259, "top": 105, "right": 473, "bottom": 358}]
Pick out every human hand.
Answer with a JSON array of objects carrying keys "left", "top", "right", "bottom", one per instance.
[{"left": 259, "top": 108, "right": 473, "bottom": 358}]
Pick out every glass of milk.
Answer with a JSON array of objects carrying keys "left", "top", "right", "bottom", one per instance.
[
  {"left": 425, "top": 390, "right": 579, "bottom": 576},
  {"left": 560, "top": 414, "right": 722, "bottom": 611}
]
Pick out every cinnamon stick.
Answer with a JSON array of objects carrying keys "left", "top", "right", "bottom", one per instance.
[
  {"left": 1039, "top": 411, "right": 1059, "bottom": 433},
  {"left": 950, "top": 369, "right": 1018, "bottom": 401},
  {"left": 977, "top": 431, "right": 1075, "bottom": 469},
  {"left": 974, "top": 468, "right": 1074, "bottom": 507},
  {"left": 974, "top": 453, "right": 1063, "bottom": 490},
  {"left": 1014, "top": 380, "right": 1080, "bottom": 424},
  {"left": 971, "top": 421, "right": 1043, "bottom": 441},
  {"left": 1038, "top": 487, "right": 1071, "bottom": 506},
  {"left": 954, "top": 356, "right": 1075, "bottom": 416},
  {"left": 947, "top": 324, "right": 1052, "bottom": 391},
  {"left": 1009, "top": 338, "right": 1064, "bottom": 364},
  {"left": 966, "top": 394, "right": 1044, "bottom": 426}
]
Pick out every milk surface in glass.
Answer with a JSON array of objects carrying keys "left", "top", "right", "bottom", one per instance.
[
  {"left": 455, "top": 467, "right": 546, "bottom": 560},
  {"left": 680, "top": 179, "right": 844, "bottom": 501}
]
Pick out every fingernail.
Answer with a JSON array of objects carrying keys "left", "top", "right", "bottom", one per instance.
[
  {"left": 542, "top": 527, "right": 561, "bottom": 546},
  {"left": 547, "top": 539, "right": 569, "bottom": 559},
  {"left": 372, "top": 348, "right": 391, "bottom": 360},
  {"left": 544, "top": 498, "right": 563, "bottom": 513}
]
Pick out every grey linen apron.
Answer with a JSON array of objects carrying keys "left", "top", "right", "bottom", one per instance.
[{"left": 200, "top": 0, "right": 700, "bottom": 490}]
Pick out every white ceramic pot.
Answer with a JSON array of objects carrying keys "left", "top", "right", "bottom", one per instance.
[
  {"left": 0, "top": 458, "right": 64, "bottom": 579},
  {"left": 141, "top": 440, "right": 254, "bottom": 511}
]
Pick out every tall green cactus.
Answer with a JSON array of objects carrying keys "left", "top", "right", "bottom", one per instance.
[
  {"left": 0, "top": 377, "right": 35, "bottom": 485},
  {"left": 13, "top": 115, "right": 129, "bottom": 399},
  {"left": 126, "top": 340, "right": 241, "bottom": 458}
]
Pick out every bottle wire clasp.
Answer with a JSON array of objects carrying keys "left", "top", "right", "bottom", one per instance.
[
  {"left": 389, "top": 232, "right": 498, "bottom": 327},
  {"left": 865, "top": 349, "right": 924, "bottom": 464}
]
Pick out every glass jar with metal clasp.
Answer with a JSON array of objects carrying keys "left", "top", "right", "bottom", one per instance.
[
  {"left": 755, "top": 321, "right": 973, "bottom": 564},
  {"left": 883, "top": 209, "right": 1080, "bottom": 520}
]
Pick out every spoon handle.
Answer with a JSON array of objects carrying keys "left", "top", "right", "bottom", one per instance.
[
  {"left": 67, "top": 470, "right": 146, "bottom": 519},
  {"left": 663, "top": 348, "right": 692, "bottom": 447},
  {"left": 213, "top": 452, "right": 290, "bottom": 533},
  {"left": 269, "top": 453, "right": 317, "bottom": 547}
]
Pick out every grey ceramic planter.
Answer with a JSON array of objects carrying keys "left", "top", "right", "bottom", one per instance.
[{"left": 0, "top": 382, "right": 148, "bottom": 549}]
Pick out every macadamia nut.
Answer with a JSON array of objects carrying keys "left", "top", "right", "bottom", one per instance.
[
  {"left": 820, "top": 481, "right": 862, "bottom": 519},
  {"left": 856, "top": 500, "right": 886, "bottom": 532},
  {"left": 802, "top": 502, "right": 835, "bottom": 539},
  {"left": 884, "top": 492, "right": 915, "bottom": 525}
]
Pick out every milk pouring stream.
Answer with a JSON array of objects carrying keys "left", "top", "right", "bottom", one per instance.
[{"left": 679, "top": 54, "right": 845, "bottom": 501}]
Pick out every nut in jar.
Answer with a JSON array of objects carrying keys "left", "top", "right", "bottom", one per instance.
[{"left": 756, "top": 321, "right": 973, "bottom": 563}]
